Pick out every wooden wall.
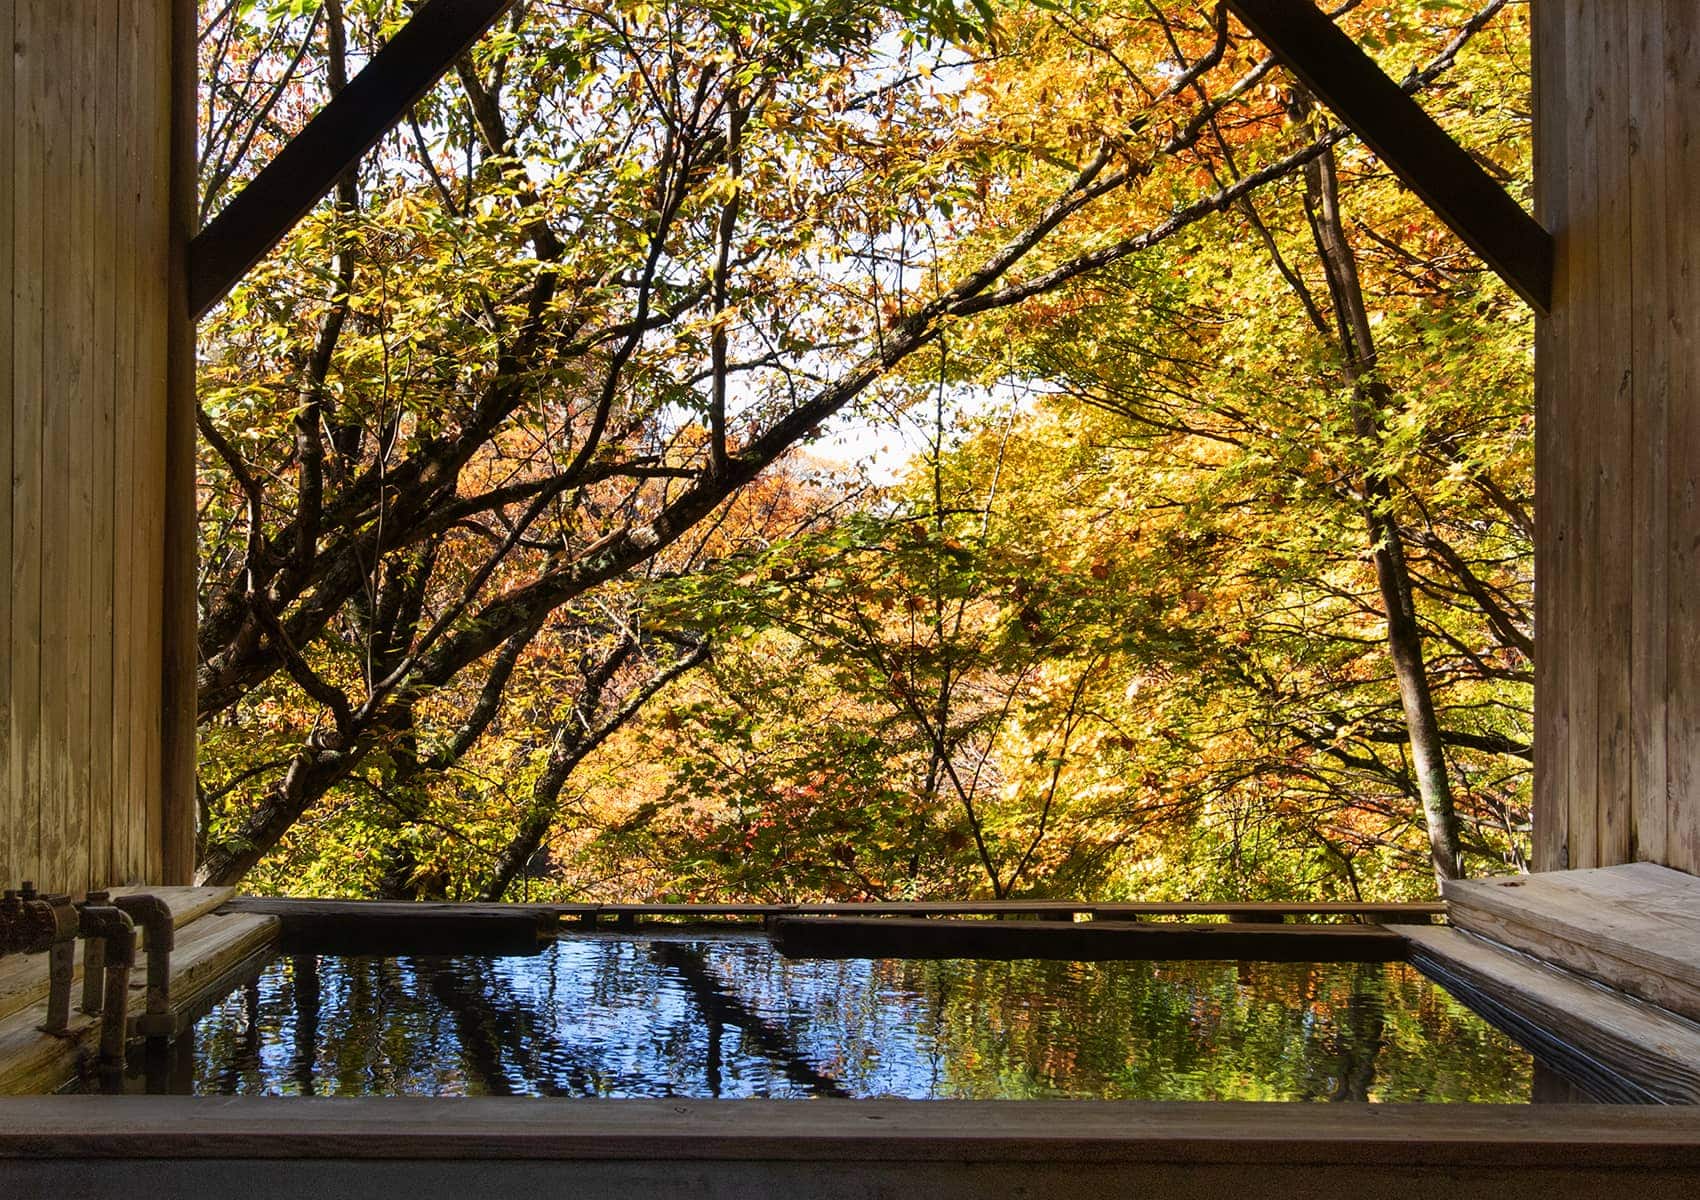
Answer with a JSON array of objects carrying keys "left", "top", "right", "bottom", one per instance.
[
  {"left": 1534, "top": 1, "right": 1700, "bottom": 875},
  {"left": 1, "top": 0, "right": 194, "bottom": 892}
]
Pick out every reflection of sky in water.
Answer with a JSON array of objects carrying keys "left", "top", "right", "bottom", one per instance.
[{"left": 172, "top": 934, "right": 1533, "bottom": 1102}]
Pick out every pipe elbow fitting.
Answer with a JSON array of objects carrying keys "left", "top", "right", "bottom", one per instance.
[{"left": 111, "top": 894, "right": 173, "bottom": 952}]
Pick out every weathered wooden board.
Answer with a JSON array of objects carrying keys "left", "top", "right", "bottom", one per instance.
[
  {"left": 1529, "top": 0, "right": 1566, "bottom": 874},
  {"left": 566, "top": 900, "right": 1440, "bottom": 924},
  {"left": 221, "top": 897, "right": 556, "bottom": 956},
  {"left": 4, "top": 1096, "right": 1700, "bottom": 1164},
  {"left": 1443, "top": 864, "right": 1700, "bottom": 1021},
  {"left": 1669, "top": 0, "right": 1700, "bottom": 875},
  {"left": 1401, "top": 924, "right": 1700, "bottom": 1105},
  {"left": 0, "top": 0, "right": 187, "bottom": 894},
  {"left": 768, "top": 917, "right": 1405, "bottom": 963},
  {"left": 0, "top": 0, "right": 16, "bottom": 898},
  {"left": 1536, "top": 0, "right": 1700, "bottom": 876},
  {"left": 1628, "top": 0, "right": 1672, "bottom": 870}
]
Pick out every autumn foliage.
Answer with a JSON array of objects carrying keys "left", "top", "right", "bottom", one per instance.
[{"left": 194, "top": 0, "right": 1532, "bottom": 902}]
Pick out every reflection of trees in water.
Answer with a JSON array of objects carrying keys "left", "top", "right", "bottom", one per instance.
[
  {"left": 178, "top": 946, "right": 1527, "bottom": 1102},
  {"left": 425, "top": 958, "right": 609, "bottom": 1096},
  {"left": 648, "top": 941, "right": 850, "bottom": 1098},
  {"left": 290, "top": 955, "right": 319, "bottom": 1095}
]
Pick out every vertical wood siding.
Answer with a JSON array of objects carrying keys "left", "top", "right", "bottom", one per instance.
[
  {"left": 1, "top": 0, "right": 185, "bottom": 891},
  {"left": 1536, "top": 0, "right": 1700, "bottom": 874}
]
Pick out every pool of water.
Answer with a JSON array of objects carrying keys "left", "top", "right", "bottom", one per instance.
[{"left": 85, "top": 933, "right": 1534, "bottom": 1101}]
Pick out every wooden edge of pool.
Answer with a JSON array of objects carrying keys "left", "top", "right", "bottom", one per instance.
[
  {"left": 2, "top": 1097, "right": 1699, "bottom": 1167},
  {"left": 767, "top": 916, "right": 1409, "bottom": 961}
]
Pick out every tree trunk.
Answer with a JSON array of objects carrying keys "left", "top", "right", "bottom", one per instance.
[{"left": 1302, "top": 136, "right": 1464, "bottom": 884}]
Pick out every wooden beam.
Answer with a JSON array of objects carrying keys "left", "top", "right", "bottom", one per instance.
[
  {"left": 1226, "top": 0, "right": 1553, "bottom": 314},
  {"left": 5, "top": 1095, "right": 1700, "bottom": 1174},
  {"left": 187, "top": 0, "right": 512, "bottom": 320},
  {"left": 220, "top": 896, "right": 555, "bottom": 956},
  {"left": 768, "top": 917, "right": 1407, "bottom": 962},
  {"left": 164, "top": 0, "right": 200, "bottom": 885}
]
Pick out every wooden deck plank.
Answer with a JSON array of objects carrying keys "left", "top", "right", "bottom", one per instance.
[
  {"left": 1401, "top": 924, "right": 1700, "bottom": 1105},
  {"left": 1444, "top": 864, "right": 1700, "bottom": 1021},
  {"left": 768, "top": 917, "right": 1405, "bottom": 963}
]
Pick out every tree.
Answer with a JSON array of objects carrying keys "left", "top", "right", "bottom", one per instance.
[{"left": 194, "top": 0, "right": 1526, "bottom": 898}]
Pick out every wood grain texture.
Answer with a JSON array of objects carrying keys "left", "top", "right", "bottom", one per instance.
[
  {"left": 1443, "top": 864, "right": 1700, "bottom": 1021},
  {"left": 1402, "top": 923, "right": 1700, "bottom": 1104},
  {"left": 8, "top": 0, "right": 45, "bottom": 888},
  {"left": 38, "top": 0, "right": 75, "bottom": 888},
  {"left": 111, "top": 0, "right": 141, "bottom": 886},
  {"left": 3, "top": 1096, "right": 1699, "bottom": 1165},
  {"left": 1535, "top": 0, "right": 1700, "bottom": 875},
  {"left": 1593, "top": 0, "right": 1634, "bottom": 868},
  {"left": 87, "top": 0, "right": 120, "bottom": 893},
  {"left": 0, "top": 0, "right": 15, "bottom": 898},
  {"left": 1530, "top": 0, "right": 1564, "bottom": 870},
  {"left": 0, "top": 0, "right": 184, "bottom": 893},
  {"left": 1530, "top": 0, "right": 1567, "bottom": 874},
  {"left": 1667, "top": 0, "right": 1700, "bottom": 875},
  {"left": 1629, "top": 0, "right": 1671, "bottom": 868},
  {"left": 1563, "top": 0, "right": 1599, "bottom": 870}
]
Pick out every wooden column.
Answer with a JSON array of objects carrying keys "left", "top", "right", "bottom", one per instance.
[
  {"left": 1, "top": 0, "right": 192, "bottom": 891},
  {"left": 1534, "top": 0, "right": 1700, "bottom": 874}
]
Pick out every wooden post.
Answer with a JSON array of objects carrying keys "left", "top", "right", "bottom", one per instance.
[{"left": 162, "top": 0, "right": 199, "bottom": 885}]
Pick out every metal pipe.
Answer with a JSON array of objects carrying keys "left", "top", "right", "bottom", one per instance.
[
  {"left": 112, "top": 893, "right": 174, "bottom": 1037},
  {"left": 80, "top": 890, "right": 110, "bottom": 1014},
  {"left": 33, "top": 893, "right": 79, "bottom": 1037},
  {"left": 94, "top": 910, "right": 137, "bottom": 1070}
]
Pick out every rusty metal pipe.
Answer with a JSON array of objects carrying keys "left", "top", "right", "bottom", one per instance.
[
  {"left": 112, "top": 893, "right": 174, "bottom": 1037},
  {"left": 84, "top": 908, "right": 137, "bottom": 1070},
  {"left": 80, "top": 890, "right": 110, "bottom": 1014},
  {"left": 32, "top": 893, "right": 79, "bottom": 1037}
]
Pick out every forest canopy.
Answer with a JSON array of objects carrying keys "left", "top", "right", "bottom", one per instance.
[{"left": 193, "top": 0, "right": 1534, "bottom": 904}]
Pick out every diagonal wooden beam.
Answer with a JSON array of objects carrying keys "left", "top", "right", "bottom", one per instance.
[
  {"left": 1226, "top": 0, "right": 1553, "bottom": 314},
  {"left": 188, "top": 0, "right": 513, "bottom": 320}
]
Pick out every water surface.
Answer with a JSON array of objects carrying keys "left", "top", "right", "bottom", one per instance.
[{"left": 112, "top": 934, "right": 1533, "bottom": 1101}]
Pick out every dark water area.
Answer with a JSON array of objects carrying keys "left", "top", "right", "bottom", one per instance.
[{"left": 90, "top": 934, "right": 1533, "bottom": 1101}]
